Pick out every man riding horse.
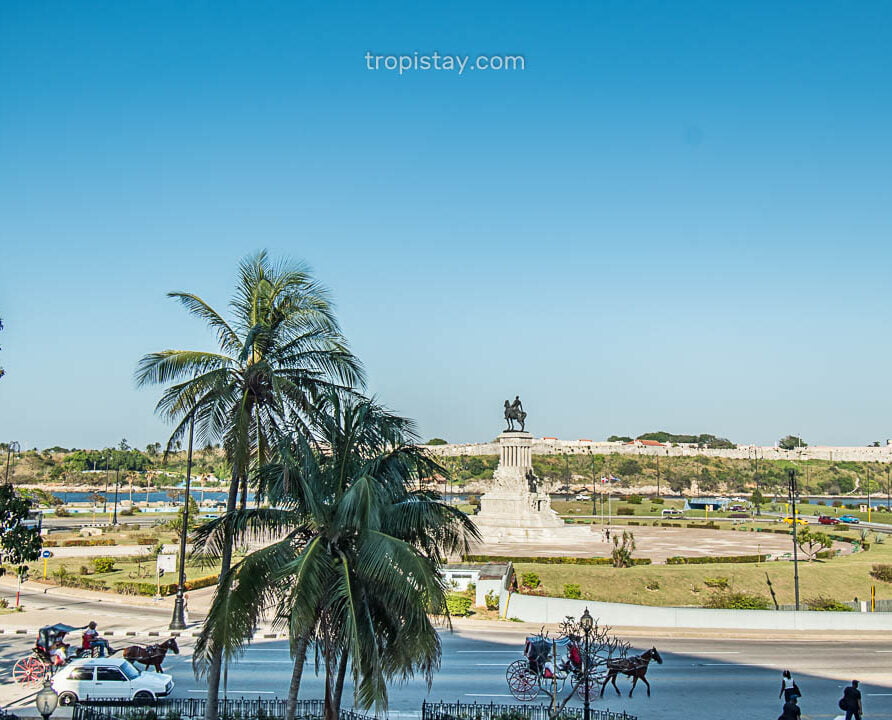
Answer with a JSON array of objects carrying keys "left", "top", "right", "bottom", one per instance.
[{"left": 504, "top": 396, "right": 527, "bottom": 432}]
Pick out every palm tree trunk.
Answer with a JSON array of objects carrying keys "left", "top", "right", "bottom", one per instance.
[
  {"left": 284, "top": 636, "right": 309, "bottom": 720},
  {"left": 323, "top": 652, "right": 337, "bottom": 720},
  {"left": 239, "top": 473, "right": 248, "bottom": 510},
  {"left": 203, "top": 472, "right": 241, "bottom": 720},
  {"left": 331, "top": 649, "right": 349, "bottom": 716}
]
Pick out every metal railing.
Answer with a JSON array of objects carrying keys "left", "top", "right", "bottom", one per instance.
[
  {"left": 422, "top": 701, "right": 637, "bottom": 720},
  {"left": 73, "top": 697, "right": 366, "bottom": 720}
]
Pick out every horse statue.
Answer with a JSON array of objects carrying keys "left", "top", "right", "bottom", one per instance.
[
  {"left": 121, "top": 637, "right": 179, "bottom": 672},
  {"left": 504, "top": 397, "right": 527, "bottom": 432},
  {"left": 600, "top": 646, "right": 662, "bottom": 697}
]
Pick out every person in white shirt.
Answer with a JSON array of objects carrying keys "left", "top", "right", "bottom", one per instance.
[{"left": 780, "top": 670, "right": 800, "bottom": 703}]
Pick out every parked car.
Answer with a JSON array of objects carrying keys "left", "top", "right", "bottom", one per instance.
[
  {"left": 839, "top": 514, "right": 861, "bottom": 524},
  {"left": 728, "top": 512, "right": 749, "bottom": 519},
  {"left": 818, "top": 515, "right": 840, "bottom": 525},
  {"left": 781, "top": 516, "right": 809, "bottom": 526},
  {"left": 661, "top": 508, "right": 685, "bottom": 518},
  {"left": 53, "top": 657, "right": 174, "bottom": 705},
  {"left": 729, "top": 504, "right": 747, "bottom": 512},
  {"left": 574, "top": 493, "right": 591, "bottom": 501}
]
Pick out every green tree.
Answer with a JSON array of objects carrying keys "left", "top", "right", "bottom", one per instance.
[
  {"left": 192, "top": 393, "right": 477, "bottom": 720},
  {"left": 426, "top": 438, "right": 448, "bottom": 445},
  {"left": 611, "top": 530, "right": 636, "bottom": 568},
  {"left": 0, "top": 484, "right": 41, "bottom": 567},
  {"left": 136, "top": 251, "right": 364, "bottom": 720},
  {"left": 796, "top": 527, "right": 833, "bottom": 561},
  {"left": 779, "top": 435, "right": 807, "bottom": 450},
  {"left": 751, "top": 487, "right": 764, "bottom": 515}
]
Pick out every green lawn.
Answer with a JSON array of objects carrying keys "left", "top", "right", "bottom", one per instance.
[{"left": 514, "top": 536, "right": 892, "bottom": 607}]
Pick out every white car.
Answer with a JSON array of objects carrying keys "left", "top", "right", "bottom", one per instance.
[
  {"left": 575, "top": 493, "right": 591, "bottom": 501},
  {"left": 53, "top": 657, "right": 174, "bottom": 705}
]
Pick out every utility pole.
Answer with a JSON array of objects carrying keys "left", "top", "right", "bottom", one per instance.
[
  {"left": 4, "top": 441, "right": 20, "bottom": 483},
  {"left": 788, "top": 469, "right": 800, "bottom": 611},
  {"left": 867, "top": 466, "right": 872, "bottom": 522},
  {"left": 170, "top": 414, "right": 195, "bottom": 630},
  {"left": 656, "top": 454, "right": 661, "bottom": 499}
]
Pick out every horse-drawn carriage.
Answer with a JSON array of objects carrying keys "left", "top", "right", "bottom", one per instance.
[
  {"left": 11, "top": 624, "right": 94, "bottom": 686},
  {"left": 505, "top": 622, "right": 663, "bottom": 702},
  {"left": 505, "top": 634, "right": 607, "bottom": 702}
]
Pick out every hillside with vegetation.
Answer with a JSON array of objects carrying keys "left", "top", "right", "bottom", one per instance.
[{"left": 441, "top": 452, "right": 890, "bottom": 496}]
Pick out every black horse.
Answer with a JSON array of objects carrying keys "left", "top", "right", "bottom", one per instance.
[{"left": 600, "top": 646, "right": 663, "bottom": 697}]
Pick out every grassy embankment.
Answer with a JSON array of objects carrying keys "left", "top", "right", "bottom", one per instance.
[{"left": 512, "top": 524, "right": 891, "bottom": 608}]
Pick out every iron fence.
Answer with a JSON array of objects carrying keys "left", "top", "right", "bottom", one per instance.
[
  {"left": 72, "top": 697, "right": 367, "bottom": 720},
  {"left": 422, "top": 701, "right": 637, "bottom": 720}
]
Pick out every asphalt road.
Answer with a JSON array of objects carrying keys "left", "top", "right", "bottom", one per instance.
[{"left": 2, "top": 625, "right": 890, "bottom": 720}]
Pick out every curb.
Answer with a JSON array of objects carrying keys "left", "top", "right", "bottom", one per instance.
[{"left": 0, "top": 627, "right": 290, "bottom": 640}]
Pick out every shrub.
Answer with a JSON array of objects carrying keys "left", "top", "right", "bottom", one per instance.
[
  {"left": 627, "top": 495, "right": 643, "bottom": 505},
  {"left": 611, "top": 530, "right": 636, "bottom": 568},
  {"left": 92, "top": 557, "right": 116, "bottom": 574},
  {"left": 806, "top": 595, "right": 852, "bottom": 612},
  {"left": 875, "top": 533, "right": 886, "bottom": 545},
  {"left": 870, "top": 564, "right": 892, "bottom": 583},
  {"left": 702, "top": 591, "right": 770, "bottom": 610},
  {"left": 0, "top": 597, "right": 7, "bottom": 608},
  {"left": 79, "top": 565, "right": 92, "bottom": 576},
  {"left": 616, "top": 506, "right": 635, "bottom": 516},
  {"left": 54, "top": 506, "right": 70, "bottom": 517},
  {"left": 816, "top": 500, "right": 827, "bottom": 506},
  {"left": 120, "top": 507, "right": 134, "bottom": 516},
  {"left": 651, "top": 497, "right": 665, "bottom": 504},
  {"left": 521, "top": 572, "right": 541, "bottom": 589},
  {"left": 832, "top": 500, "right": 843, "bottom": 508},
  {"left": 563, "top": 583, "right": 582, "bottom": 599},
  {"left": 484, "top": 590, "right": 499, "bottom": 610},
  {"left": 645, "top": 580, "right": 660, "bottom": 591},
  {"left": 183, "top": 574, "right": 219, "bottom": 591},
  {"left": 462, "top": 554, "right": 652, "bottom": 566},
  {"left": 666, "top": 555, "right": 762, "bottom": 565},
  {"left": 703, "top": 577, "right": 729, "bottom": 589},
  {"left": 446, "top": 592, "right": 473, "bottom": 616}
]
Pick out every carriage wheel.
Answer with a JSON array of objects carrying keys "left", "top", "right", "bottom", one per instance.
[
  {"left": 575, "top": 670, "right": 606, "bottom": 700},
  {"left": 13, "top": 657, "right": 48, "bottom": 685},
  {"left": 506, "top": 660, "right": 540, "bottom": 702}
]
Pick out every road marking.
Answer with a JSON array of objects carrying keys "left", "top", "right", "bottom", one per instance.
[
  {"left": 456, "top": 651, "right": 517, "bottom": 654},
  {"left": 874, "top": 650, "right": 892, "bottom": 653},
  {"left": 188, "top": 690, "right": 276, "bottom": 694},
  {"left": 694, "top": 663, "right": 777, "bottom": 667},
  {"left": 229, "top": 661, "right": 294, "bottom": 666}
]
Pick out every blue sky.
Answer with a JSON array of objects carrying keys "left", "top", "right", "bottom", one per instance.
[{"left": 1, "top": 1, "right": 890, "bottom": 450}]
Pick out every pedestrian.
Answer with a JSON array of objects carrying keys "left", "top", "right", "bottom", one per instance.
[
  {"left": 778, "top": 696, "right": 800, "bottom": 720},
  {"left": 606, "top": 528, "right": 611, "bottom": 542},
  {"left": 839, "top": 680, "right": 862, "bottom": 720},
  {"left": 779, "top": 670, "right": 801, "bottom": 703}
]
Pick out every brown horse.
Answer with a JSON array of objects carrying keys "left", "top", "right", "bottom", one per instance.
[
  {"left": 121, "top": 637, "right": 180, "bottom": 672},
  {"left": 600, "top": 646, "right": 663, "bottom": 698}
]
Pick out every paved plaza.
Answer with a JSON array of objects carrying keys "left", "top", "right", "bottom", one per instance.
[{"left": 471, "top": 525, "right": 849, "bottom": 563}]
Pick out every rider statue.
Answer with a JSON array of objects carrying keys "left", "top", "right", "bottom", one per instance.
[{"left": 504, "top": 395, "right": 527, "bottom": 432}]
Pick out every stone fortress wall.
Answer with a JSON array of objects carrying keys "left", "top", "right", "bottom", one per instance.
[{"left": 425, "top": 438, "right": 892, "bottom": 463}]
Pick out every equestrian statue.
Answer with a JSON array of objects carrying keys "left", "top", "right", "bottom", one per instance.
[{"left": 504, "top": 396, "right": 527, "bottom": 432}]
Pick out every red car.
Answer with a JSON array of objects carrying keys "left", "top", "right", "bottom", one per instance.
[{"left": 818, "top": 515, "right": 840, "bottom": 525}]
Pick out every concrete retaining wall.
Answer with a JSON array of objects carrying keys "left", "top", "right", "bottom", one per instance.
[{"left": 501, "top": 592, "right": 892, "bottom": 631}]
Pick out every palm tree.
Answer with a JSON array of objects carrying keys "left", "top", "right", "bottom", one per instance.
[
  {"left": 136, "top": 251, "right": 363, "bottom": 720},
  {"left": 191, "top": 393, "right": 479, "bottom": 720}
]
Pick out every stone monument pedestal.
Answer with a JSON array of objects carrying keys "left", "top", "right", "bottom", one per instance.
[{"left": 473, "top": 431, "right": 565, "bottom": 541}]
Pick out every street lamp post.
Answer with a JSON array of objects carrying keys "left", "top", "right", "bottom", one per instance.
[
  {"left": 103, "top": 454, "right": 109, "bottom": 513},
  {"left": 112, "top": 468, "right": 120, "bottom": 525},
  {"left": 170, "top": 415, "right": 195, "bottom": 630},
  {"left": 35, "top": 679, "right": 59, "bottom": 720},
  {"left": 579, "top": 608, "right": 593, "bottom": 720},
  {"left": 788, "top": 469, "right": 800, "bottom": 611}
]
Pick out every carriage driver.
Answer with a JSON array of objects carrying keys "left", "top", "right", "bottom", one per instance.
[{"left": 82, "top": 621, "right": 116, "bottom": 657}]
